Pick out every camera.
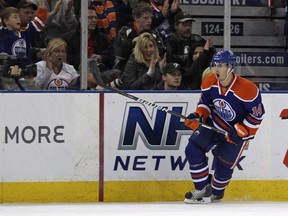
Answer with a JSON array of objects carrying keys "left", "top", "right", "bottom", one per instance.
[{"left": 0, "top": 54, "right": 37, "bottom": 78}]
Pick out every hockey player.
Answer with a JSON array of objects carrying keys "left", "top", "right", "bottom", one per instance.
[{"left": 183, "top": 50, "right": 265, "bottom": 203}]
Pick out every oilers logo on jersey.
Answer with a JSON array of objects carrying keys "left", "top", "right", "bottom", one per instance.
[
  {"left": 214, "top": 99, "right": 236, "bottom": 121},
  {"left": 47, "top": 78, "right": 70, "bottom": 90},
  {"left": 12, "top": 39, "right": 27, "bottom": 58}
]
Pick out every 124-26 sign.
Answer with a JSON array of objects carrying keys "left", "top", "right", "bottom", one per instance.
[{"left": 201, "top": 22, "right": 243, "bottom": 36}]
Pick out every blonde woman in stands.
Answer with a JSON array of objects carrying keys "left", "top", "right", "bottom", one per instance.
[
  {"left": 34, "top": 38, "right": 79, "bottom": 90},
  {"left": 120, "top": 32, "right": 166, "bottom": 90}
]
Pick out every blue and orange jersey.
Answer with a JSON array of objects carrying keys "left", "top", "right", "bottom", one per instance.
[
  {"left": 0, "top": 29, "right": 26, "bottom": 57},
  {"left": 20, "top": 7, "right": 47, "bottom": 61},
  {"left": 196, "top": 73, "right": 265, "bottom": 140},
  {"left": 91, "top": 0, "right": 117, "bottom": 43},
  {"left": 20, "top": 7, "right": 47, "bottom": 33}
]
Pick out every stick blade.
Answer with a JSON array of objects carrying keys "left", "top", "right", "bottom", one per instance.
[{"left": 280, "top": 109, "right": 288, "bottom": 119}]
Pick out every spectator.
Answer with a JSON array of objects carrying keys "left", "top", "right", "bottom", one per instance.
[
  {"left": 34, "top": 38, "right": 79, "bottom": 90},
  {"left": 120, "top": 32, "right": 165, "bottom": 90},
  {"left": 113, "top": 2, "right": 166, "bottom": 71},
  {"left": 111, "top": 0, "right": 133, "bottom": 31},
  {"left": 154, "top": 62, "right": 187, "bottom": 90},
  {"left": 17, "top": 0, "right": 37, "bottom": 27},
  {"left": 0, "top": 7, "right": 22, "bottom": 58},
  {"left": 66, "top": 5, "right": 115, "bottom": 72},
  {"left": 0, "top": 2, "right": 47, "bottom": 62},
  {"left": 182, "top": 37, "right": 215, "bottom": 90},
  {"left": 16, "top": 0, "right": 47, "bottom": 63},
  {"left": 31, "top": 0, "right": 78, "bottom": 43},
  {"left": 0, "top": 4, "right": 47, "bottom": 90},
  {"left": 149, "top": 0, "right": 181, "bottom": 38},
  {"left": 65, "top": 5, "right": 120, "bottom": 89},
  {"left": 90, "top": 0, "right": 117, "bottom": 43},
  {"left": 166, "top": 11, "right": 205, "bottom": 66}
]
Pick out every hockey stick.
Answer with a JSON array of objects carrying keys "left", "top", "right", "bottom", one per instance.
[{"left": 89, "top": 60, "right": 226, "bottom": 135}]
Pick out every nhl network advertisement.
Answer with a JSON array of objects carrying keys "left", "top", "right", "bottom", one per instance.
[{"left": 103, "top": 92, "right": 288, "bottom": 181}]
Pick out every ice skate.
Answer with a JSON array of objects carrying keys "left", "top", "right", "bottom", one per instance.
[{"left": 184, "top": 184, "right": 211, "bottom": 204}]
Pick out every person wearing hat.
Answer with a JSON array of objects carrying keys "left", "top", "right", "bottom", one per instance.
[
  {"left": 166, "top": 11, "right": 206, "bottom": 66},
  {"left": 154, "top": 62, "right": 187, "bottom": 90},
  {"left": 16, "top": 0, "right": 38, "bottom": 27},
  {"left": 17, "top": 0, "right": 47, "bottom": 65}
]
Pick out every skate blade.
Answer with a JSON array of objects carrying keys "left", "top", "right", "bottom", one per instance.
[
  {"left": 202, "top": 197, "right": 222, "bottom": 203},
  {"left": 184, "top": 197, "right": 211, "bottom": 204}
]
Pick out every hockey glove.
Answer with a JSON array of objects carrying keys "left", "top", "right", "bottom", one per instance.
[
  {"left": 226, "top": 123, "right": 249, "bottom": 144},
  {"left": 184, "top": 112, "right": 202, "bottom": 131}
]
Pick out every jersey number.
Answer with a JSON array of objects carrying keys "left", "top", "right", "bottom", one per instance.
[{"left": 252, "top": 104, "right": 263, "bottom": 117}]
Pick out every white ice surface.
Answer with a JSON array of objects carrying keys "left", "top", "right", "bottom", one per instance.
[{"left": 0, "top": 202, "right": 287, "bottom": 216}]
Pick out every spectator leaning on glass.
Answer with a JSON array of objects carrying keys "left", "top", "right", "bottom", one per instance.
[{"left": 34, "top": 38, "right": 79, "bottom": 90}]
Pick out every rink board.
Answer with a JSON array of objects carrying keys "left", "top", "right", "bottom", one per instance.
[
  {"left": 0, "top": 180, "right": 287, "bottom": 202},
  {"left": 0, "top": 92, "right": 288, "bottom": 202}
]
